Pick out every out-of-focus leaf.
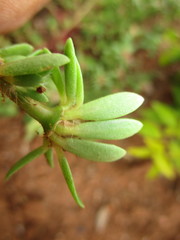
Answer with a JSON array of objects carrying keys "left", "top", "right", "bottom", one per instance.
[
  {"left": 0, "top": 97, "right": 18, "bottom": 117},
  {"left": 152, "top": 101, "right": 177, "bottom": 127},
  {"left": 159, "top": 47, "right": 180, "bottom": 66},
  {"left": 140, "top": 120, "right": 161, "bottom": 138},
  {"left": 4, "top": 74, "right": 45, "bottom": 87},
  {"left": 64, "top": 92, "right": 144, "bottom": 120},
  {"left": 146, "top": 138, "right": 175, "bottom": 179},
  {"left": 128, "top": 146, "right": 150, "bottom": 159},
  {"left": 169, "top": 140, "right": 180, "bottom": 171},
  {"left": 146, "top": 165, "right": 160, "bottom": 179},
  {"left": 4, "top": 55, "right": 26, "bottom": 63},
  {"left": 0, "top": 43, "right": 34, "bottom": 57},
  {"left": 152, "top": 154, "right": 175, "bottom": 179}
]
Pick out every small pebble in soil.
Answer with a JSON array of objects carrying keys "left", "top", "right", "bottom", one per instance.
[{"left": 95, "top": 205, "right": 111, "bottom": 233}]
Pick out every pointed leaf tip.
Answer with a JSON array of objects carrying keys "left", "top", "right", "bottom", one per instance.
[
  {"left": 5, "top": 146, "right": 47, "bottom": 180},
  {"left": 56, "top": 149, "right": 85, "bottom": 208}
]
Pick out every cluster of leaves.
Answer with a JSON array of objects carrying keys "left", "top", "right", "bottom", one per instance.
[
  {"left": 129, "top": 101, "right": 180, "bottom": 179},
  {"left": 0, "top": 41, "right": 144, "bottom": 207},
  {"left": 1, "top": 0, "right": 179, "bottom": 98}
]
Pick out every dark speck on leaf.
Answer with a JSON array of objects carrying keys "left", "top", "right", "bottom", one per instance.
[{"left": 36, "top": 86, "right": 46, "bottom": 94}]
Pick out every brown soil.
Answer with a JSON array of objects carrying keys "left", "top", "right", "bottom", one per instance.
[{"left": 0, "top": 117, "right": 180, "bottom": 240}]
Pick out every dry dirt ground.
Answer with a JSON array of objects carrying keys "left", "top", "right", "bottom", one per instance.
[{"left": 0, "top": 117, "right": 180, "bottom": 240}]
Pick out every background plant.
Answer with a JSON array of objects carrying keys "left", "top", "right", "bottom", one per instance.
[{"left": 129, "top": 101, "right": 180, "bottom": 179}]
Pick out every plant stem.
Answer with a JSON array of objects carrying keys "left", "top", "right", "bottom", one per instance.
[{"left": 0, "top": 79, "right": 61, "bottom": 132}]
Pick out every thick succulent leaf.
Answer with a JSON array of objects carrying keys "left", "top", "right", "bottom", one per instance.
[
  {"left": 56, "top": 118, "right": 143, "bottom": 140},
  {"left": 56, "top": 149, "right": 84, "bottom": 208},
  {"left": 63, "top": 92, "right": 144, "bottom": 120},
  {"left": 0, "top": 43, "right": 34, "bottom": 57},
  {"left": 5, "top": 146, "right": 47, "bottom": 180},
  {"left": 45, "top": 148, "right": 54, "bottom": 168},
  {"left": 75, "top": 58, "right": 84, "bottom": 108},
  {"left": 4, "top": 74, "right": 45, "bottom": 87},
  {"left": 51, "top": 135, "right": 126, "bottom": 162},
  {"left": 51, "top": 67, "right": 67, "bottom": 104},
  {"left": 64, "top": 38, "right": 77, "bottom": 105},
  {"left": 17, "top": 88, "right": 49, "bottom": 103},
  {"left": 4, "top": 55, "right": 26, "bottom": 63},
  {"left": 28, "top": 47, "right": 51, "bottom": 57},
  {"left": 0, "top": 53, "right": 69, "bottom": 76}
]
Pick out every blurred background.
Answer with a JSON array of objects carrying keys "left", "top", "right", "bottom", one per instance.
[{"left": 0, "top": 0, "right": 180, "bottom": 240}]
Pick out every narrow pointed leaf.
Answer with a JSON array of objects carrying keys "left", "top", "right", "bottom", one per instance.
[
  {"left": 4, "top": 74, "right": 45, "bottom": 87},
  {"left": 45, "top": 148, "right": 54, "bottom": 168},
  {"left": 56, "top": 149, "right": 84, "bottom": 208},
  {"left": 51, "top": 67, "right": 67, "bottom": 104},
  {"left": 51, "top": 135, "right": 126, "bottom": 162},
  {"left": 75, "top": 58, "right": 84, "bottom": 107},
  {"left": 0, "top": 43, "right": 34, "bottom": 57},
  {"left": 56, "top": 118, "right": 143, "bottom": 140},
  {"left": 0, "top": 53, "right": 69, "bottom": 76},
  {"left": 5, "top": 146, "right": 47, "bottom": 180},
  {"left": 64, "top": 38, "right": 77, "bottom": 105},
  {"left": 64, "top": 92, "right": 144, "bottom": 120}
]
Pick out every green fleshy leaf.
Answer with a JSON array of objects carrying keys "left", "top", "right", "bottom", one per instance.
[
  {"left": 51, "top": 67, "right": 67, "bottom": 104},
  {"left": 140, "top": 120, "right": 161, "bottom": 138},
  {"left": 75, "top": 58, "right": 84, "bottom": 108},
  {"left": 64, "top": 92, "right": 144, "bottom": 120},
  {"left": 45, "top": 148, "right": 54, "bottom": 168},
  {"left": 64, "top": 38, "right": 77, "bottom": 105},
  {"left": 56, "top": 118, "right": 143, "bottom": 140},
  {"left": 28, "top": 47, "right": 51, "bottom": 57},
  {"left": 56, "top": 149, "right": 84, "bottom": 208},
  {"left": 17, "top": 88, "right": 49, "bottom": 103},
  {"left": 4, "top": 74, "right": 46, "bottom": 87},
  {"left": 152, "top": 154, "right": 175, "bottom": 179},
  {"left": 5, "top": 146, "right": 47, "bottom": 180},
  {"left": 0, "top": 53, "right": 69, "bottom": 76},
  {"left": 152, "top": 101, "right": 177, "bottom": 127},
  {"left": 51, "top": 135, "right": 126, "bottom": 162},
  {"left": 0, "top": 43, "right": 34, "bottom": 57},
  {"left": 4, "top": 55, "right": 26, "bottom": 63}
]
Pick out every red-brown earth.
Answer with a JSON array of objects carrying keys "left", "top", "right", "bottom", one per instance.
[{"left": 0, "top": 116, "right": 180, "bottom": 240}]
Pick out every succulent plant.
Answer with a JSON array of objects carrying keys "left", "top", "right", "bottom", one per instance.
[{"left": 0, "top": 40, "right": 144, "bottom": 207}]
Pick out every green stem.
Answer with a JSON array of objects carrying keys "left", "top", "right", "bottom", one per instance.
[{"left": 0, "top": 79, "right": 61, "bottom": 132}]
